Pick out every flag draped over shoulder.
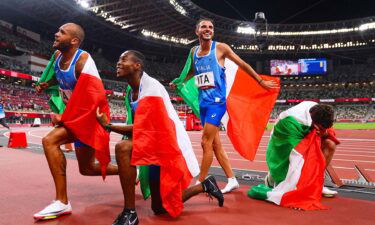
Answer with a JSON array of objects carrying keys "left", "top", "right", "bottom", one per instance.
[
  {"left": 131, "top": 73, "right": 200, "bottom": 218},
  {"left": 172, "top": 49, "right": 200, "bottom": 117},
  {"left": 60, "top": 54, "right": 111, "bottom": 178},
  {"left": 124, "top": 85, "right": 151, "bottom": 200},
  {"left": 173, "top": 53, "right": 280, "bottom": 161},
  {"left": 36, "top": 54, "right": 65, "bottom": 114},
  {"left": 248, "top": 101, "right": 328, "bottom": 210}
]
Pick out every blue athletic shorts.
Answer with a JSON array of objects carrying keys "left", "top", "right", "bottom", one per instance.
[
  {"left": 199, "top": 103, "right": 226, "bottom": 127},
  {"left": 74, "top": 140, "right": 89, "bottom": 148}
]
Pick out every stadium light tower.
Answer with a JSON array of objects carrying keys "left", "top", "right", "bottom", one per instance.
[
  {"left": 253, "top": 12, "right": 268, "bottom": 51},
  {"left": 77, "top": 0, "right": 90, "bottom": 9}
]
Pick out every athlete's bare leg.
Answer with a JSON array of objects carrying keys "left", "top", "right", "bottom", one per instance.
[
  {"left": 198, "top": 123, "right": 219, "bottom": 182},
  {"left": 75, "top": 146, "right": 118, "bottom": 176},
  {"left": 212, "top": 132, "right": 234, "bottom": 178},
  {"left": 42, "top": 126, "right": 75, "bottom": 204},
  {"left": 115, "top": 139, "right": 136, "bottom": 209}
]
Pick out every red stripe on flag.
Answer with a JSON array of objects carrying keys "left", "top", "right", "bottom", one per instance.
[
  {"left": 280, "top": 129, "right": 328, "bottom": 210},
  {"left": 61, "top": 73, "right": 110, "bottom": 178},
  {"left": 227, "top": 70, "right": 280, "bottom": 160},
  {"left": 131, "top": 96, "right": 192, "bottom": 217}
]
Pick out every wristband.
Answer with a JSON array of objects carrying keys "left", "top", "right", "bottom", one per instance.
[
  {"left": 104, "top": 123, "right": 112, "bottom": 133},
  {"left": 259, "top": 79, "right": 264, "bottom": 84}
]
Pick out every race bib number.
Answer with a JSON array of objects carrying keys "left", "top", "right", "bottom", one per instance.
[
  {"left": 195, "top": 72, "right": 215, "bottom": 89},
  {"left": 59, "top": 89, "right": 72, "bottom": 104}
]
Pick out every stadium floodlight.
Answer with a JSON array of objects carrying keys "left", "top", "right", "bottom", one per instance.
[
  {"left": 237, "top": 26, "right": 255, "bottom": 34},
  {"left": 77, "top": 0, "right": 90, "bottom": 9},
  {"left": 237, "top": 21, "right": 375, "bottom": 37},
  {"left": 141, "top": 29, "right": 193, "bottom": 45},
  {"left": 169, "top": 0, "right": 187, "bottom": 16},
  {"left": 253, "top": 12, "right": 268, "bottom": 51},
  {"left": 359, "top": 22, "right": 375, "bottom": 31}
]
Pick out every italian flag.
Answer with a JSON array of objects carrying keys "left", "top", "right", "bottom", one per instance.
[
  {"left": 249, "top": 101, "right": 328, "bottom": 210},
  {"left": 131, "top": 73, "right": 200, "bottom": 218},
  {"left": 173, "top": 51, "right": 280, "bottom": 160},
  {"left": 60, "top": 54, "right": 111, "bottom": 178},
  {"left": 37, "top": 53, "right": 65, "bottom": 114}
]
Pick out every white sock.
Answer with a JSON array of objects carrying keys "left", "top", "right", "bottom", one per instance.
[{"left": 228, "top": 177, "right": 238, "bottom": 184}]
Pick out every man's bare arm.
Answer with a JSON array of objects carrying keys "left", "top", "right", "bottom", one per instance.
[
  {"left": 74, "top": 52, "right": 89, "bottom": 80},
  {"left": 96, "top": 107, "right": 133, "bottom": 135},
  {"left": 219, "top": 43, "right": 278, "bottom": 89}
]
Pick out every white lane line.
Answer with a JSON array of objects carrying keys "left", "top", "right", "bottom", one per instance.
[
  {"left": 221, "top": 151, "right": 375, "bottom": 158},
  {"left": 195, "top": 154, "right": 375, "bottom": 164}
]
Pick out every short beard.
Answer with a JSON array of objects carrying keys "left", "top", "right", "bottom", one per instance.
[{"left": 54, "top": 42, "right": 71, "bottom": 51}]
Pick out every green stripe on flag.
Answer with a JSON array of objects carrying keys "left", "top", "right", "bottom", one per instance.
[
  {"left": 266, "top": 116, "right": 311, "bottom": 184},
  {"left": 172, "top": 49, "right": 200, "bottom": 118},
  {"left": 36, "top": 54, "right": 65, "bottom": 114},
  {"left": 248, "top": 184, "right": 273, "bottom": 200}
]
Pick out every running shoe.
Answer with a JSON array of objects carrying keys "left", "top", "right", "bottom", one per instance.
[
  {"left": 322, "top": 186, "right": 338, "bottom": 198},
  {"left": 112, "top": 209, "right": 139, "bottom": 225},
  {"left": 202, "top": 175, "right": 224, "bottom": 207},
  {"left": 33, "top": 200, "right": 72, "bottom": 220}
]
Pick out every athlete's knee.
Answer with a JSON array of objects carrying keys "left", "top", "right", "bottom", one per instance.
[
  {"left": 201, "top": 136, "right": 214, "bottom": 150},
  {"left": 42, "top": 135, "right": 56, "bottom": 149},
  {"left": 78, "top": 165, "right": 95, "bottom": 176},
  {"left": 115, "top": 140, "right": 132, "bottom": 158}
]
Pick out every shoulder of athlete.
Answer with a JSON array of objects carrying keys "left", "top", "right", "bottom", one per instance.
[
  {"left": 54, "top": 50, "right": 61, "bottom": 60},
  {"left": 75, "top": 52, "right": 89, "bottom": 77},
  {"left": 190, "top": 46, "right": 198, "bottom": 57},
  {"left": 216, "top": 42, "right": 231, "bottom": 55}
]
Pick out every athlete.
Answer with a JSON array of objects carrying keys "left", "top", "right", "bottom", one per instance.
[
  {"left": 33, "top": 23, "right": 118, "bottom": 220},
  {"left": 265, "top": 102, "right": 339, "bottom": 197},
  {"left": 0, "top": 100, "right": 10, "bottom": 130},
  {"left": 170, "top": 18, "right": 278, "bottom": 193},
  {"left": 96, "top": 50, "right": 224, "bottom": 225}
]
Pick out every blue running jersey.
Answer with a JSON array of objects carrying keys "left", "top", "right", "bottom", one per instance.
[
  {"left": 0, "top": 104, "right": 5, "bottom": 119},
  {"left": 193, "top": 41, "right": 226, "bottom": 106},
  {"left": 54, "top": 49, "right": 84, "bottom": 102}
]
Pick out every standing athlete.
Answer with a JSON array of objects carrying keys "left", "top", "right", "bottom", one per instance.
[
  {"left": 171, "top": 18, "right": 278, "bottom": 193},
  {"left": 0, "top": 100, "right": 10, "bottom": 130},
  {"left": 33, "top": 23, "right": 118, "bottom": 220}
]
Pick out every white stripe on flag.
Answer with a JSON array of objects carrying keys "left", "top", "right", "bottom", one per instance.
[
  {"left": 221, "top": 59, "right": 238, "bottom": 129},
  {"left": 139, "top": 73, "right": 200, "bottom": 177},
  {"left": 82, "top": 54, "right": 101, "bottom": 79},
  {"left": 267, "top": 149, "right": 304, "bottom": 205}
]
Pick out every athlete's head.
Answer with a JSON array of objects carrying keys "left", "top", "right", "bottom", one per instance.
[
  {"left": 53, "top": 23, "right": 85, "bottom": 50},
  {"left": 116, "top": 50, "right": 145, "bottom": 78},
  {"left": 310, "top": 104, "right": 335, "bottom": 130},
  {"left": 195, "top": 18, "right": 214, "bottom": 41}
]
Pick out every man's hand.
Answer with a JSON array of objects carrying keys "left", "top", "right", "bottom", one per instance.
[
  {"left": 96, "top": 107, "right": 109, "bottom": 127},
  {"left": 169, "top": 82, "right": 176, "bottom": 90},
  {"left": 35, "top": 82, "right": 49, "bottom": 93},
  {"left": 313, "top": 124, "right": 328, "bottom": 137},
  {"left": 52, "top": 114, "right": 62, "bottom": 126},
  {"left": 260, "top": 80, "right": 279, "bottom": 89}
]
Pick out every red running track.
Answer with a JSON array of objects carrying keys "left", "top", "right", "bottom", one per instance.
[
  {"left": 3, "top": 127, "right": 375, "bottom": 181},
  {"left": 1, "top": 128, "right": 375, "bottom": 225}
]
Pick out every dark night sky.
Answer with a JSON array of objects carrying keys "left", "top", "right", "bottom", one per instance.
[{"left": 191, "top": 0, "right": 375, "bottom": 24}]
